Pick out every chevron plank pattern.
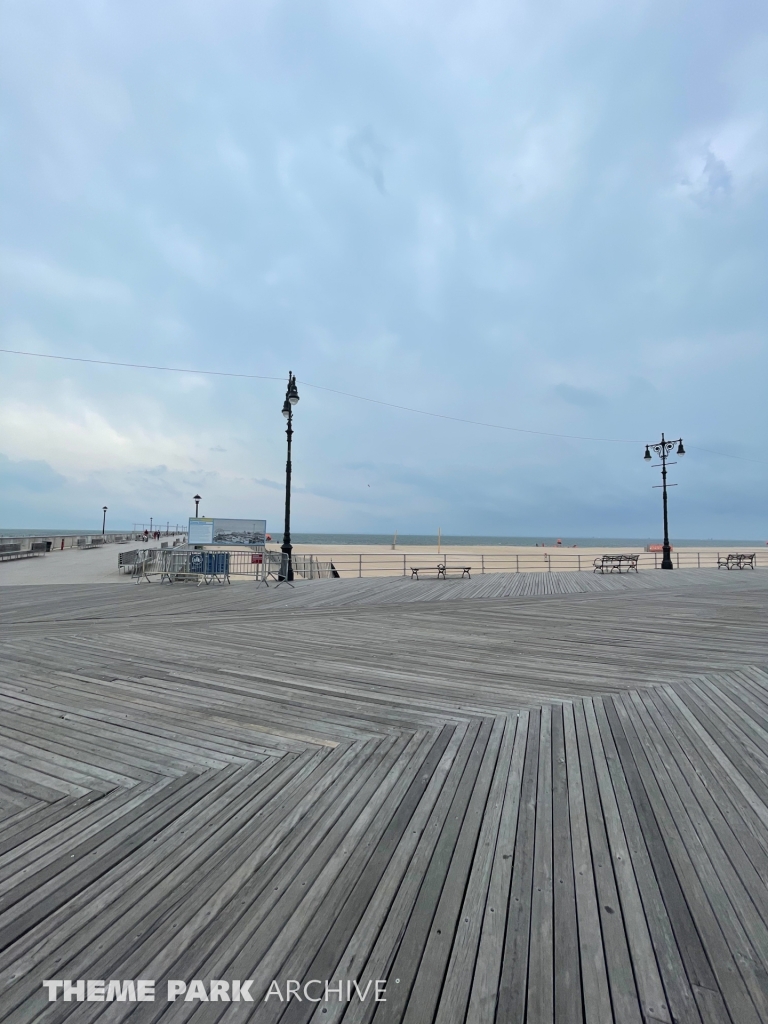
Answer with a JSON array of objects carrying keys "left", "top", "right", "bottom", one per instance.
[{"left": 0, "top": 569, "right": 767, "bottom": 1023}]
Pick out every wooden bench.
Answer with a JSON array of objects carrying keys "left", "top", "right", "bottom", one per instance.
[
  {"left": 717, "top": 552, "right": 756, "bottom": 570},
  {"left": 410, "top": 563, "right": 471, "bottom": 580},
  {"left": 593, "top": 554, "right": 639, "bottom": 574}
]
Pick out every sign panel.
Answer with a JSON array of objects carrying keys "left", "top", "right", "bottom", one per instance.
[
  {"left": 188, "top": 518, "right": 214, "bottom": 545},
  {"left": 211, "top": 518, "right": 267, "bottom": 547}
]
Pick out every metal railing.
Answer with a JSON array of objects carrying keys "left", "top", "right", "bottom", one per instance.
[
  {"left": 263, "top": 549, "right": 766, "bottom": 578},
  {"left": 124, "top": 547, "right": 765, "bottom": 583},
  {"left": 3, "top": 531, "right": 187, "bottom": 554}
]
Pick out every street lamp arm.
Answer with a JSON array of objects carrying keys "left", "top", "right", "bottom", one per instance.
[{"left": 645, "top": 439, "right": 683, "bottom": 458}]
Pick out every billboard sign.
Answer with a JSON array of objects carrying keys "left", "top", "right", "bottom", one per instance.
[
  {"left": 211, "top": 519, "right": 267, "bottom": 547},
  {"left": 188, "top": 518, "right": 267, "bottom": 547},
  {"left": 188, "top": 518, "right": 214, "bottom": 544}
]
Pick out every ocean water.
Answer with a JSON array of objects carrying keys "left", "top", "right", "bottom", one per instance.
[
  {"left": 1, "top": 529, "right": 765, "bottom": 547},
  {"left": 292, "top": 533, "right": 767, "bottom": 548}
]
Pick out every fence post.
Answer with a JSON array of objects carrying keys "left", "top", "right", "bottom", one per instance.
[
  {"left": 697, "top": 552, "right": 700, "bottom": 568},
  {"left": 359, "top": 554, "right": 362, "bottom": 578},
  {"left": 403, "top": 554, "right": 406, "bottom": 577},
  {"left": 578, "top": 554, "right": 581, "bottom": 571},
  {"left": 482, "top": 555, "right": 485, "bottom": 575},
  {"left": 655, "top": 553, "right": 658, "bottom": 569},
  {"left": 516, "top": 555, "right": 519, "bottom": 573},
  {"left": 676, "top": 552, "right": 680, "bottom": 569}
]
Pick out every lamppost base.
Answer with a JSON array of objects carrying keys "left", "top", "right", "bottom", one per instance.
[
  {"left": 661, "top": 561, "right": 674, "bottom": 570},
  {"left": 278, "top": 545, "right": 294, "bottom": 584}
]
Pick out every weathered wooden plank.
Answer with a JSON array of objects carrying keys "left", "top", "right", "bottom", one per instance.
[
  {"left": 613, "top": 693, "right": 764, "bottom": 1024},
  {"left": 370, "top": 719, "right": 494, "bottom": 1024},
  {"left": 551, "top": 703, "right": 582, "bottom": 1024},
  {"left": 435, "top": 715, "right": 519, "bottom": 1024},
  {"left": 601, "top": 695, "right": 703, "bottom": 1024},
  {"left": 495, "top": 709, "right": 540, "bottom": 1022},
  {"left": 573, "top": 700, "right": 644, "bottom": 1024},
  {"left": 402, "top": 717, "right": 505, "bottom": 1024},
  {"left": 562, "top": 701, "right": 613, "bottom": 1024},
  {"left": 465, "top": 712, "right": 529, "bottom": 1024},
  {"left": 322, "top": 723, "right": 470, "bottom": 1024},
  {"left": 528, "top": 704, "right": 554, "bottom": 1024},
  {"left": 277, "top": 728, "right": 455, "bottom": 1024}
]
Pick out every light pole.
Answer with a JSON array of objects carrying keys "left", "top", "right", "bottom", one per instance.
[
  {"left": 644, "top": 433, "right": 685, "bottom": 569},
  {"left": 193, "top": 494, "right": 201, "bottom": 517},
  {"left": 102, "top": 506, "right": 108, "bottom": 535},
  {"left": 279, "top": 371, "right": 300, "bottom": 583}
]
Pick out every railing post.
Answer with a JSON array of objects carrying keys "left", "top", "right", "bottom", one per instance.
[
  {"left": 578, "top": 554, "right": 581, "bottom": 571},
  {"left": 697, "top": 552, "right": 700, "bottom": 568},
  {"left": 403, "top": 554, "right": 406, "bottom": 577},
  {"left": 482, "top": 555, "right": 485, "bottom": 575},
  {"left": 516, "top": 555, "right": 519, "bottom": 573},
  {"left": 676, "top": 552, "right": 680, "bottom": 569},
  {"left": 359, "top": 554, "right": 362, "bottom": 578}
]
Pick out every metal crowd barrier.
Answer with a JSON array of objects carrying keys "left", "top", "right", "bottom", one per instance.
[{"left": 132, "top": 549, "right": 233, "bottom": 585}]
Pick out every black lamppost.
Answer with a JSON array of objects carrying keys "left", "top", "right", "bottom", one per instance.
[
  {"left": 193, "top": 494, "right": 201, "bottom": 517},
  {"left": 102, "top": 506, "right": 108, "bottom": 535},
  {"left": 644, "top": 433, "right": 685, "bottom": 569},
  {"left": 279, "top": 372, "right": 300, "bottom": 582}
]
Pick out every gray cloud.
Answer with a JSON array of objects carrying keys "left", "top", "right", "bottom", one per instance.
[
  {"left": 344, "top": 126, "right": 388, "bottom": 195},
  {"left": 702, "top": 148, "right": 732, "bottom": 197},
  {"left": 0, "top": 453, "right": 67, "bottom": 494},
  {"left": 553, "top": 384, "right": 606, "bottom": 408}
]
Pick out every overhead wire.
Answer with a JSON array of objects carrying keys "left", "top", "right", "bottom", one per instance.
[{"left": 0, "top": 347, "right": 764, "bottom": 463}]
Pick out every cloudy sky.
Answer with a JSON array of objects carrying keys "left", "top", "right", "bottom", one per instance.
[{"left": 1, "top": 0, "right": 766, "bottom": 537}]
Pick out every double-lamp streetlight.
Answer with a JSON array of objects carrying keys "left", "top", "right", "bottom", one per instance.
[{"left": 644, "top": 433, "right": 685, "bottom": 570}]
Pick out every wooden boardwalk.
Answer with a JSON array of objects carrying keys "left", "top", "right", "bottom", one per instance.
[{"left": 0, "top": 569, "right": 767, "bottom": 1022}]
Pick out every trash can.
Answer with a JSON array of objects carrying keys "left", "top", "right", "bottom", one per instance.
[{"left": 204, "top": 552, "right": 230, "bottom": 575}]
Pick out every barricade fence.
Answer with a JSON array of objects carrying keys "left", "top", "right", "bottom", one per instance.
[
  {"left": 127, "top": 548, "right": 338, "bottom": 582},
  {"left": 124, "top": 547, "right": 764, "bottom": 581}
]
